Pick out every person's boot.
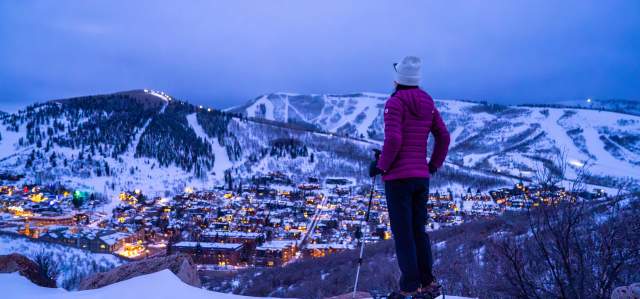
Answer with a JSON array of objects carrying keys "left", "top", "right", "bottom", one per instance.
[{"left": 418, "top": 281, "right": 442, "bottom": 298}]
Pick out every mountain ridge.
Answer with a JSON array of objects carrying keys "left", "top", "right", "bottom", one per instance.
[
  {"left": 1, "top": 89, "right": 639, "bottom": 201},
  {"left": 233, "top": 92, "right": 640, "bottom": 190},
  {"left": 0, "top": 90, "right": 375, "bottom": 201}
]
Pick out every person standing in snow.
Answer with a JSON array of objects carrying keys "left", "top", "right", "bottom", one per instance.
[{"left": 370, "top": 56, "right": 450, "bottom": 297}]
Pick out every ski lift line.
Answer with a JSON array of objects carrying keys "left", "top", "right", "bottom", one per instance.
[{"left": 242, "top": 115, "right": 378, "bottom": 145}]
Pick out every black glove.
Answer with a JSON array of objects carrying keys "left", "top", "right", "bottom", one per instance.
[
  {"left": 429, "top": 163, "right": 438, "bottom": 175},
  {"left": 369, "top": 160, "right": 384, "bottom": 177}
]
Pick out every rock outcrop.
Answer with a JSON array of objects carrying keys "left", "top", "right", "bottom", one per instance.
[
  {"left": 79, "top": 254, "right": 201, "bottom": 290},
  {"left": 0, "top": 253, "right": 57, "bottom": 288}
]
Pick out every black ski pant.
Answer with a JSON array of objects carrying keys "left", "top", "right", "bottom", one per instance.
[{"left": 385, "top": 178, "right": 434, "bottom": 292}]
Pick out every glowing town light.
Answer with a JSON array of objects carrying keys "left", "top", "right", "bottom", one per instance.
[
  {"left": 587, "top": 98, "right": 592, "bottom": 103},
  {"left": 119, "top": 243, "right": 145, "bottom": 258},
  {"left": 30, "top": 193, "right": 46, "bottom": 203},
  {"left": 8, "top": 206, "right": 33, "bottom": 217}
]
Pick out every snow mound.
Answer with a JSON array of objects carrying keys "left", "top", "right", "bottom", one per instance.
[
  {"left": 0, "top": 264, "right": 474, "bottom": 299},
  {"left": 1, "top": 269, "right": 274, "bottom": 299}
]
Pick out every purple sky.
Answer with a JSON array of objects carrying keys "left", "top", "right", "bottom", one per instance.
[{"left": 1, "top": 1, "right": 639, "bottom": 112}]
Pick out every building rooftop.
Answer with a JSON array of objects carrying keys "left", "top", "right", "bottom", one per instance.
[
  {"left": 99, "top": 232, "right": 131, "bottom": 246},
  {"left": 173, "top": 241, "right": 243, "bottom": 250},
  {"left": 256, "top": 240, "right": 296, "bottom": 250},
  {"left": 202, "top": 230, "right": 263, "bottom": 238}
]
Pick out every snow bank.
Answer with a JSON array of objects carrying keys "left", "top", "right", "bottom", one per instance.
[
  {"left": 0, "top": 235, "right": 122, "bottom": 289},
  {"left": 1, "top": 269, "right": 275, "bottom": 299},
  {"left": 0, "top": 246, "right": 475, "bottom": 299}
]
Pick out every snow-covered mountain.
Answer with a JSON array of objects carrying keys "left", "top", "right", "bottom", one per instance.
[
  {"left": 0, "top": 90, "right": 375, "bottom": 199},
  {"left": 230, "top": 92, "right": 387, "bottom": 140},
  {"left": 1, "top": 90, "right": 638, "bottom": 198},
  {"left": 233, "top": 92, "right": 640, "bottom": 189}
]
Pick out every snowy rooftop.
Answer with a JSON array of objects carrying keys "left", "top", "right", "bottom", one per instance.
[
  {"left": 99, "top": 232, "right": 130, "bottom": 246},
  {"left": 173, "top": 241, "right": 243, "bottom": 250},
  {"left": 202, "top": 230, "right": 264, "bottom": 238},
  {"left": 256, "top": 240, "right": 296, "bottom": 250}
]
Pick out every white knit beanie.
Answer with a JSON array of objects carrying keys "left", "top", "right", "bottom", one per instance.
[{"left": 394, "top": 56, "right": 422, "bottom": 86}]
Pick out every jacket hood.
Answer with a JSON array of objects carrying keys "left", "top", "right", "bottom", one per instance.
[{"left": 396, "top": 89, "right": 432, "bottom": 118}]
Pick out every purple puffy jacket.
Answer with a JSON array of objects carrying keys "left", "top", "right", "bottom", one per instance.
[{"left": 376, "top": 88, "right": 450, "bottom": 181}]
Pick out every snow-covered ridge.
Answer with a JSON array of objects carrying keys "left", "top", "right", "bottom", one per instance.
[
  {"left": 233, "top": 92, "right": 640, "bottom": 187},
  {"left": 1, "top": 89, "right": 638, "bottom": 199},
  {"left": 0, "top": 90, "right": 377, "bottom": 199}
]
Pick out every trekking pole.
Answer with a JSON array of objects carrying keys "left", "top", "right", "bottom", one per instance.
[
  {"left": 352, "top": 149, "right": 380, "bottom": 299},
  {"left": 352, "top": 175, "right": 375, "bottom": 299}
]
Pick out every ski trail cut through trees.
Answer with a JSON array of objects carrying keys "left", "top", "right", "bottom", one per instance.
[{"left": 186, "top": 113, "right": 233, "bottom": 181}]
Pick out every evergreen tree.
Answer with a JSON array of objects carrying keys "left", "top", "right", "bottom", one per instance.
[
  {"left": 25, "top": 150, "right": 36, "bottom": 168},
  {"left": 49, "top": 152, "right": 57, "bottom": 167}
]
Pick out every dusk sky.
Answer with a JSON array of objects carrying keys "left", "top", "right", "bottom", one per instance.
[{"left": 1, "top": 1, "right": 639, "bottom": 112}]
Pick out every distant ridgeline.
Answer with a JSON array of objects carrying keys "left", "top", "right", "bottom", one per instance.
[
  {"left": 0, "top": 90, "right": 638, "bottom": 194},
  {"left": 522, "top": 98, "right": 640, "bottom": 117}
]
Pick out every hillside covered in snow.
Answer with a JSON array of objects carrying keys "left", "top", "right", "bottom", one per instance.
[
  {"left": 1, "top": 90, "right": 638, "bottom": 201},
  {"left": 234, "top": 92, "right": 640, "bottom": 190},
  {"left": 0, "top": 90, "right": 375, "bottom": 199}
]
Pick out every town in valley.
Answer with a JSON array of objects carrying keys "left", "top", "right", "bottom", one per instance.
[{"left": 0, "top": 171, "right": 608, "bottom": 271}]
